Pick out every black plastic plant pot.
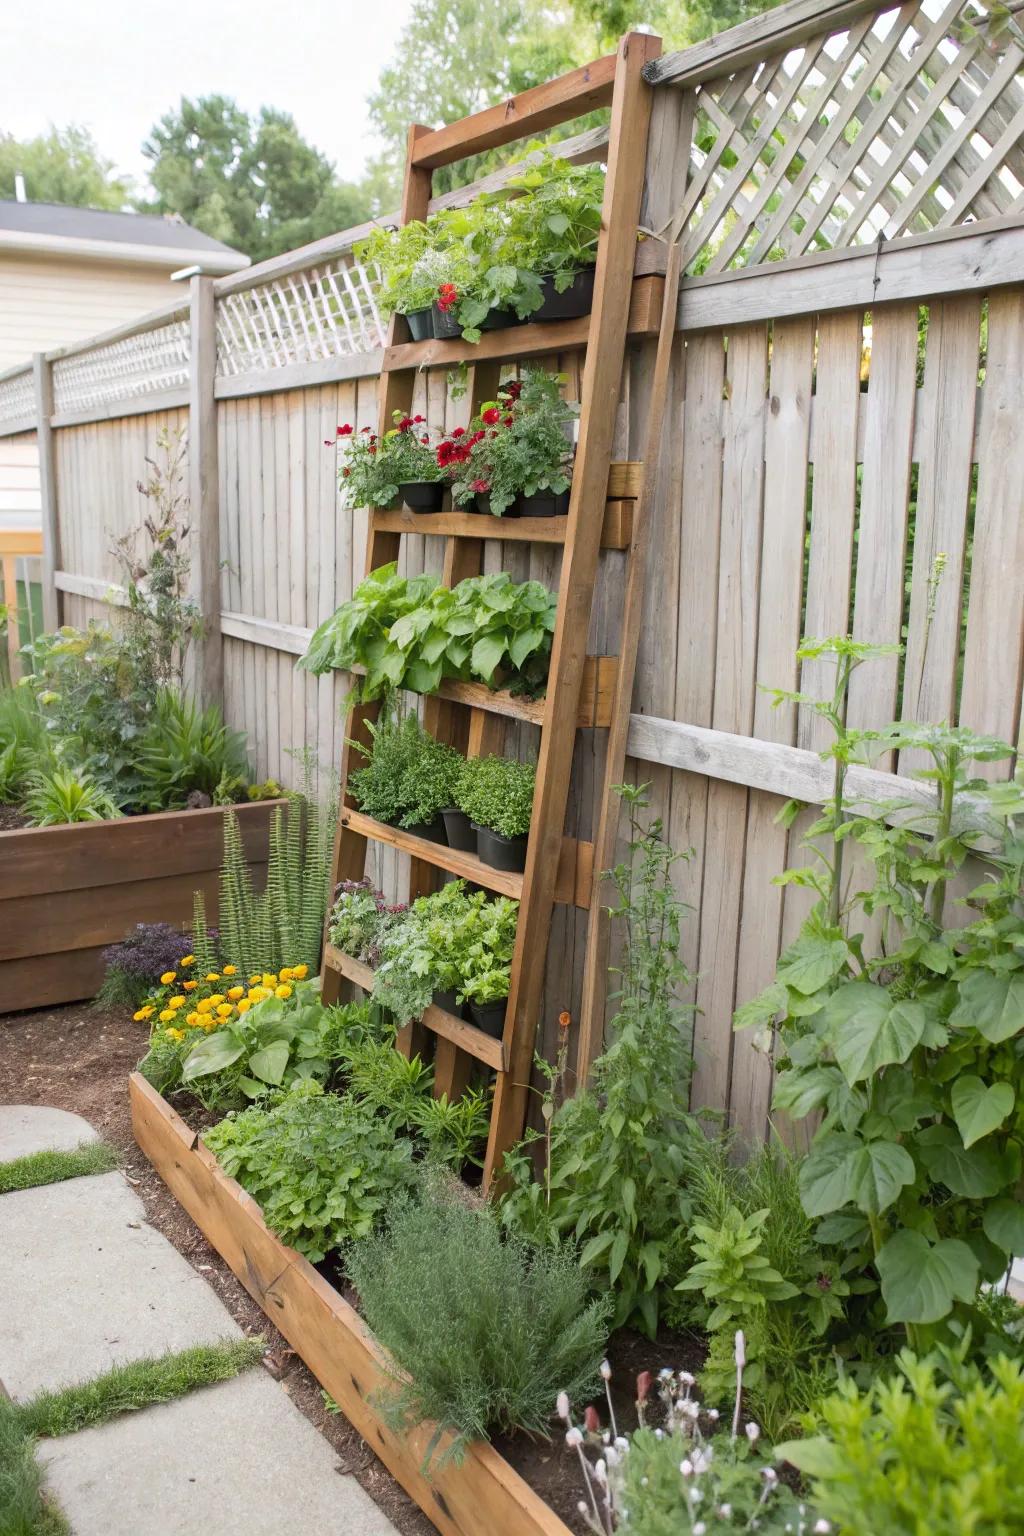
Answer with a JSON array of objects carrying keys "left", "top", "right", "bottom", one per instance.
[
  {"left": 515, "top": 488, "right": 571, "bottom": 518},
  {"left": 533, "top": 268, "right": 596, "bottom": 323},
  {"left": 432, "top": 988, "right": 462, "bottom": 1017},
  {"left": 398, "top": 480, "right": 444, "bottom": 513},
  {"left": 469, "top": 998, "right": 508, "bottom": 1038},
  {"left": 441, "top": 806, "right": 476, "bottom": 852},
  {"left": 403, "top": 818, "right": 447, "bottom": 845},
  {"left": 474, "top": 824, "right": 528, "bottom": 873},
  {"left": 474, "top": 493, "right": 519, "bottom": 520},
  {"left": 405, "top": 308, "right": 433, "bottom": 342},
  {"left": 480, "top": 307, "right": 517, "bottom": 331},
  {"left": 431, "top": 304, "right": 463, "bottom": 339}
]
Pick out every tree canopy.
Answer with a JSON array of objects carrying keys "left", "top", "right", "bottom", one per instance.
[
  {"left": 140, "top": 97, "right": 371, "bottom": 262},
  {"left": 0, "top": 126, "right": 132, "bottom": 210}
]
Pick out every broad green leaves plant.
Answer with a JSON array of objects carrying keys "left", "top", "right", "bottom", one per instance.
[{"left": 675, "top": 1206, "right": 799, "bottom": 1329}]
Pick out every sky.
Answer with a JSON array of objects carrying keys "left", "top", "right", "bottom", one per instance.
[{"left": 0, "top": 0, "right": 415, "bottom": 191}]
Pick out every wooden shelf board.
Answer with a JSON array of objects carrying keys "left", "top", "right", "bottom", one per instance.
[
  {"left": 372, "top": 497, "right": 634, "bottom": 550},
  {"left": 351, "top": 655, "right": 616, "bottom": 729},
  {"left": 323, "top": 945, "right": 506, "bottom": 1071},
  {"left": 340, "top": 808, "right": 594, "bottom": 908},
  {"left": 383, "top": 277, "right": 662, "bottom": 372}
]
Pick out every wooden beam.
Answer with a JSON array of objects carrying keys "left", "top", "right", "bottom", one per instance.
[
  {"left": 410, "top": 55, "right": 618, "bottom": 169},
  {"left": 484, "top": 30, "right": 663, "bottom": 1191},
  {"left": 54, "top": 571, "right": 127, "bottom": 605},
  {"left": 189, "top": 275, "right": 223, "bottom": 708},
  {"left": 214, "top": 350, "right": 383, "bottom": 400},
  {"left": 50, "top": 387, "right": 190, "bottom": 430},
  {"left": 643, "top": 0, "right": 884, "bottom": 87},
  {"left": 32, "top": 353, "right": 59, "bottom": 632},
  {"left": 44, "top": 300, "right": 188, "bottom": 363}
]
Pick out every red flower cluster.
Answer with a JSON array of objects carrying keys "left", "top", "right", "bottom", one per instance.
[
  {"left": 395, "top": 412, "right": 425, "bottom": 433},
  {"left": 437, "top": 426, "right": 488, "bottom": 469},
  {"left": 481, "top": 406, "right": 501, "bottom": 426},
  {"left": 499, "top": 379, "right": 523, "bottom": 401},
  {"left": 471, "top": 478, "right": 490, "bottom": 493},
  {"left": 436, "top": 282, "right": 458, "bottom": 313},
  {"left": 337, "top": 423, "right": 354, "bottom": 436}
]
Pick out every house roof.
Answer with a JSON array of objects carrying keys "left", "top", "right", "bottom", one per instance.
[{"left": 0, "top": 201, "right": 250, "bottom": 275}]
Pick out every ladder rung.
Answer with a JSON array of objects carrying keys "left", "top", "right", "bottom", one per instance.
[{"left": 372, "top": 498, "right": 634, "bottom": 550}]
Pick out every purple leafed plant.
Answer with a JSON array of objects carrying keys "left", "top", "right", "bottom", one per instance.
[{"left": 95, "top": 923, "right": 192, "bottom": 1010}]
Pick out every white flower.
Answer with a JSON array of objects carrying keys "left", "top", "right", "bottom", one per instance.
[
  {"left": 814, "top": 1524, "right": 832, "bottom": 1534},
  {"left": 600, "top": 1359, "right": 612, "bottom": 1380},
  {"left": 689, "top": 1486, "right": 703, "bottom": 1503},
  {"left": 692, "top": 1447, "right": 713, "bottom": 1474},
  {"left": 679, "top": 1400, "right": 700, "bottom": 1420},
  {"left": 761, "top": 1466, "right": 778, "bottom": 1484},
  {"left": 718, "top": 1506, "right": 733, "bottom": 1519},
  {"left": 614, "top": 1437, "right": 629, "bottom": 1454},
  {"left": 707, "top": 1409, "right": 720, "bottom": 1423},
  {"left": 745, "top": 1421, "right": 761, "bottom": 1444},
  {"left": 679, "top": 1459, "right": 693, "bottom": 1477},
  {"left": 694, "top": 1525, "right": 707, "bottom": 1535},
  {"left": 678, "top": 1370, "right": 695, "bottom": 1387},
  {"left": 556, "top": 1392, "right": 571, "bottom": 1422},
  {"left": 594, "top": 1460, "right": 608, "bottom": 1487},
  {"left": 566, "top": 1427, "right": 583, "bottom": 1448}
]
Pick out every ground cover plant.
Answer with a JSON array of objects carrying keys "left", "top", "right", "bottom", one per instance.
[
  {"left": 0, "top": 1142, "right": 118, "bottom": 1194},
  {"left": 346, "top": 1177, "right": 611, "bottom": 1466},
  {"left": 95, "top": 922, "right": 194, "bottom": 1009}
]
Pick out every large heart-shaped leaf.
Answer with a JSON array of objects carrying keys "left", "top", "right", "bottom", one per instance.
[
  {"left": 876, "top": 1230, "right": 978, "bottom": 1324},
  {"left": 772, "top": 1067, "right": 842, "bottom": 1119},
  {"left": 915, "top": 1123, "right": 1006, "bottom": 1197},
  {"left": 982, "top": 1199, "right": 1024, "bottom": 1257},
  {"left": 950, "top": 971, "right": 1024, "bottom": 1044},
  {"left": 776, "top": 931, "right": 849, "bottom": 996},
  {"left": 950, "top": 1074, "right": 1014, "bottom": 1147},
  {"left": 248, "top": 1038, "right": 291, "bottom": 1086},
  {"left": 827, "top": 983, "right": 926, "bottom": 1084},
  {"left": 470, "top": 633, "right": 507, "bottom": 684},
  {"left": 799, "top": 1134, "right": 915, "bottom": 1217},
  {"left": 181, "top": 1031, "right": 244, "bottom": 1081}
]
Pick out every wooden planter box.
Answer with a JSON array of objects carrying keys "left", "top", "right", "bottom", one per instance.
[
  {"left": 0, "top": 801, "right": 285, "bottom": 1015},
  {"left": 130, "top": 1073, "right": 573, "bottom": 1536}
]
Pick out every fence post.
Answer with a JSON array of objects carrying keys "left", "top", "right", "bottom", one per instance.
[
  {"left": 188, "top": 275, "right": 224, "bottom": 708},
  {"left": 32, "top": 353, "right": 60, "bottom": 633}
]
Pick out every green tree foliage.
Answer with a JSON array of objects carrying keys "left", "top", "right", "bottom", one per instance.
[
  {"left": 0, "top": 125, "right": 132, "bottom": 209},
  {"left": 141, "top": 96, "right": 370, "bottom": 261},
  {"left": 573, "top": 0, "right": 783, "bottom": 49}
]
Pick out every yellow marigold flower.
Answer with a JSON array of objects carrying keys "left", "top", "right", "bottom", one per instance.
[
  {"left": 275, "top": 984, "right": 293, "bottom": 1000},
  {"left": 168, "top": 995, "right": 186, "bottom": 1008},
  {"left": 227, "top": 986, "right": 244, "bottom": 1001},
  {"left": 202, "top": 1017, "right": 218, "bottom": 1031},
  {"left": 216, "top": 1003, "right": 233, "bottom": 1018},
  {"left": 208, "top": 993, "right": 224, "bottom": 1007},
  {"left": 186, "top": 1012, "right": 202, "bottom": 1027},
  {"left": 205, "top": 972, "right": 221, "bottom": 983},
  {"left": 222, "top": 964, "right": 237, "bottom": 976},
  {"left": 236, "top": 999, "right": 252, "bottom": 1014},
  {"left": 160, "top": 971, "right": 176, "bottom": 985},
  {"left": 292, "top": 964, "right": 309, "bottom": 980},
  {"left": 158, "top": 1009, "right": 175, "bottom": 1023},
  {"left": 249, "top": 974, "right": 262, "bottom": 985},
  {"left": 262, "top": 973, "right": 278, "bottom": 988},
  {"left": 183, "top": 980, "right": 198, "bottom": 992},
  {"left": 179, "top": 956, "right": 195, "bottom": 968},
  {"left": 133, "top": 1008, "right": 149, "bottom": 1022},
  {"left": 248, "top": 985, "right": 270, "bottom": 1003},
  {"left": 166, "top": 1028, "right": 185, "bottom": 1042},
  {"left": 197, "top": 997, "right": 214, "bottom": 1014},
  {"left": 279, "top": 967, "right": 293, "bottom": 982}
]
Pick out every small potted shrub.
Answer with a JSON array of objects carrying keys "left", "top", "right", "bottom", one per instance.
[
  {"left": 448, "top": 372, "right": 577, "bottom": 519},
  {"left": 505, "top": 155, "right": 604, "bottom": 322},
  {"left": 336, "top": 414, "right": 445, "bottom": 512},
  {"left": 355, "top": 222, "right": 468, "bottom": 341},
  {"left": 452, "top": 893, "right": 518, "bottom": 1037},
  {"left": 456, "top": 755, "right": 536, "bottom": 872},
  {"left": 397, "top": 733, "right": 464, "bottom": 843}
]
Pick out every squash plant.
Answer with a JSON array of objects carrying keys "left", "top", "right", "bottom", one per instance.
[{"left": 736, "top": 637, "right": 1024, "bottom": 1342}]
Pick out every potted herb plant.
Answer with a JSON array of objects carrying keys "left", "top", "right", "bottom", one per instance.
[
  {"left": 452, "top": 893, "right": 518, "bottom": 1037},
  {"left": 448, "top": 373, "right": 577, "bottom": 519},
  {"left": 455, "top": 755, "right": 535, "bottom": 872},
  {"left": 504, "top": 155, "right": 604, "bottom": 322},
  {"left": 397, "top": 732, "right": 464, "bottom": 843},
  {"left": 336, "top": 415, "right": 445, "bottom": 513},
  {"left": 355, "top": 221, "right": 468, "bottom": 341}
]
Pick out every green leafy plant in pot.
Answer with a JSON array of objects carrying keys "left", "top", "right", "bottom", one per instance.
[
  {"left": 447, "top": 372, "right": 577, "bottom": 519},
  {"left": 334, "top": 413, "right": 444, "bottom": 513},
  {"left": 455, "top": 754, "right": 535, "bottom": 872}
]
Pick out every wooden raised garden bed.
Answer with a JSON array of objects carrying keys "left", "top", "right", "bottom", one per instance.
[
  {"left": 130, "top": 1072, "right": 573, "bottom": 1536},
  {"left": 0, "top": 801, "right": 285, "bottom": 1015}
]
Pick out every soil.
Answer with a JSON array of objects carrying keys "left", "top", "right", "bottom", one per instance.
[
  {"left": 1, "top": 999, "right": 709, "bottom": 1536},
  {"left": 0, "top": 1000, "right": 435, "bottom": 1536},
  {"left": 0, "top": 804, "right": 30, "bottom": 830}
]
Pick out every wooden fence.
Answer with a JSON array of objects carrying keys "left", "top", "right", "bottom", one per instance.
[{"left": 2, "top": 0, "right": 1022, "bottom": 1139}]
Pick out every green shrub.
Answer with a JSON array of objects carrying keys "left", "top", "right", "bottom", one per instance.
[
  {"left": 22, "top": 765, "right": 118, "bottom": 825},
  {"left": 204, "top": 1081, "right": 416, "bottom": 1261},
  {"left": 135, "top": 689, "right": 249, "bottom": 809},
  {"left": 0, "top": 685, "right": 50, "bottom": 804},
  {"left": 397, "top": 734, "right": 463, "bottom": 828},
  {"left": 346, "top": 1181, "right": 610, "bottom": 1464},
  {"left": 329, "top": 880, "right": 399, "bottom": 962},
  {"left": 372, "top": 881, "right": 518, "bottom": 1022},
  {"left": 348, "top": 712, "right": 461, "bottom": 829},
  {"left": 455, "top": 754, "right": 535, "bottom": 839},
  {"left": 778, "top": 1347, "right": 1024, "bottom": 1535}
]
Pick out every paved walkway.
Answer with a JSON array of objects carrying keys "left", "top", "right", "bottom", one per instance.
[{"left": 0, "top": 1105, "right": 398, "bottom": 1536}]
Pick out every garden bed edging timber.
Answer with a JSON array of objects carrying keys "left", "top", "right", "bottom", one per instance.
[
  {"left": 129, "top": 1072, "right": 574, "bottom": 1536},
  {"left": 0, "top": 800, "right": 286, "bottom": 1014}
]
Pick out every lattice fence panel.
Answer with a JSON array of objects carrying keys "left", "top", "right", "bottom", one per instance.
[
  {"left": 52, "top": 317, "right": 191, "bottom": 416},
  {"left": 674, "top": 0, "right": 1024, "bottom": 274},
  {"left": 0, "top": 367, "right": 35, "bottom": 428},
  {"left": 216, "top": 255, "right": 387, "bottom": 376}
]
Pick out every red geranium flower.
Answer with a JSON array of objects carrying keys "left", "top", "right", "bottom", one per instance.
[
  {"left": 451, "top": 426, "right": 465, "bottom": 437},
  {"left": 396, "top": 415, "right": 414, "bottom": 433},
  {"left": 337, "top": 423, "right": 354, "bottom": 436},
  {"left": 502, "top": 414, "right": 514, "bottom": 427},
  {"left": 481, "top": 407, "right": 501, "bottom": 425},
  {"left": 437, "top": 282, "right": 458, "bottom": 313}
]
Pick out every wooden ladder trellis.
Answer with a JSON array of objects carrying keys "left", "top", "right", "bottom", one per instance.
[{"left": 321, "top": 31, "right": 663, "bottom": 1189}]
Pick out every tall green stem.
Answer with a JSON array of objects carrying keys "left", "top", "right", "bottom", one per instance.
[{"left": 929, "top": 755, "right": 957, "bottom": 928}]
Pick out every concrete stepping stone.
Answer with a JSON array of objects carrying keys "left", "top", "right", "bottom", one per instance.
[
  {"left": 0, "top": 1172, "right": 241, "bottom": 1400},
  {"left": 40, "top": 1367, "right": 399, "bottom": 1535},
  {"left": 0, "top": 1105, "right": 99, "bottom": 1162}
]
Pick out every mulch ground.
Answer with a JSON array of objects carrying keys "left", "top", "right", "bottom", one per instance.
[{"left": 0, "top": 1000, "right": 435, "bottom": 1536}]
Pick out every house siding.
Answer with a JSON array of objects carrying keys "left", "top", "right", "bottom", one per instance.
[{"left": 0, "top": 253, "right": 181, "bottom": 370}]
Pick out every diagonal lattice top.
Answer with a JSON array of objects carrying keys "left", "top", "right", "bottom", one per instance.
[
  {"left": 215, "top": 253, "right": 386, "bottom": 376},
  {"left": 673, "top": 0, "right": 1024, "bottom": 275}
]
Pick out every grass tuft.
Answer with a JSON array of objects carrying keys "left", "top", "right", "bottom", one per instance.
[
  {"left": 0, "top": 1143, "right": 120, "bottom": 1195},
  {"left": 0, "top": 1395, "right": 68, "bottom": 1536},
  {"left": 17, "top": 1337, "right": 266, "bottom": 1440}
]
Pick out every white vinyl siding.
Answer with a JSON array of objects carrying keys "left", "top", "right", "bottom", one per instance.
[{"left": 0, "top": 254, "right": 181, "bottom": 371}]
